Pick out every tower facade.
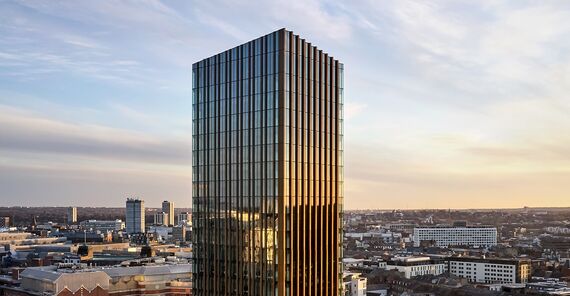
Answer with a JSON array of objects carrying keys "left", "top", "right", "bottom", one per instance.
[
  {"left": 178, "top": 212, "right": 191, "bottom": 225},
  {"left": 192, "top": 29, "right": 344, "bottom": 296},
  {"left": 126, "top": 198, "right": 145, "bottom": 234},
  {"left": 67, "top": 207, "right": 77, "bottom": 224},
  {"left": 162, "top": 200, "right": 175, "bottom": 226},
  {"left": 154, "top": 212, "right": 169, "bottom": 226},
  {"left": 0, "top": 217, "right": 10, "bottom": 228}
]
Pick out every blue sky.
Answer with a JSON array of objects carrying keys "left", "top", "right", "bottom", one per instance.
[{"left": 1, "top": 0, "right": 569, "bottom": 209}]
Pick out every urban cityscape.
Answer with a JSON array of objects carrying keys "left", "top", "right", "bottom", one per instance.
[
  {"left": 1, "top": 1, "right": 570, "bottom": 296},
  {"left": 1, "top": 205, "right": 570, "bottom": 295}
]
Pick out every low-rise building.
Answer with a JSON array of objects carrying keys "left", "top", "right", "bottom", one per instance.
[
  {"left": 385, "top": 256, "right": 446, "bottom": 279},
  {"left": 79, "top": 220, "right": 125, "bottom": 232},
  {"left": 344, "top": 258, "right": 365, "bottom": 268},
  {"left": 388, "top": 223, "right": 416, "bottom": 234},
  {"left": 447, "top": 257, "right": 531, "bottom": 284},
  {"left": 343, "top": 272, "right": 367, "bottom": 296},
  {"left": 148, "top": 225, "right": 171, "bottom": 242},
  {"left": 5, "top": 262, "right": 192, "bottom": 296},
  {"left": 172, "top": 224, "right": 187, "bottom": 242},
  {"left": 61, "top": 230, "right": 111, "bottom": 243},
  {"left": 526, "top": 280, "right": 570, "bottom": 294},
  {"left": 0, "top": 232, "right": 65, "bottom": 247}
]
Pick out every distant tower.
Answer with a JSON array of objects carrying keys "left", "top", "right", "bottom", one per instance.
[
  {"left": 154, "top": 212, "right": 169, "bottom": 226},
  {"left": 161, "top": 200, "right": 175, "bottom": 226},
  {"left": 67, "top": 207, "right": 77, "bottom": 224},
  {"left": 178, "top": 212, "right": 191, "bottom": 225},
  {"left": 30, "top": 215, "right": 37, "bottom": 231},
  {"left": 0, "top": 216, "right": 10, "bottom": 228},
  {"left": 126, "top": 198, "right": 145, "bottom": 234}
]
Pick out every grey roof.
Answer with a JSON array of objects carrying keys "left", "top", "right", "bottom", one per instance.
[
  {"left": 21, "top": 267, "right": 112, "bottom": 294},
  {"left": 34, "top": 246, "right": 72, "bottom": 252},
  {"left": 56, "top": 272, "right": 110, "bottom": 293},
  {"left": 21, "top": 268, "right": 62, "bottom": 282},
  {"left": 102, "top": 264, "right": 191, "bottom": 277},
  {"left": 20, "top": 263, "right": 191, "bottom": 285}
]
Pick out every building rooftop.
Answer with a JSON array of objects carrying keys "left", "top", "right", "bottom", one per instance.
[
  {"left": 415, "top": 225, "right": 496, "bottom": 229},
  {"left": 448, "top": 256, "right": 531, "bottom": 264},
  {"left": 21, "top": 262, "right": 192, "bottom": 279}
]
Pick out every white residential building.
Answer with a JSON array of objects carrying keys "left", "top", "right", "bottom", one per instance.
[
  {"left": 343, "top": 272, "right": 367, "bottom": 296},
  {"left": 447, "top": 257, "right": 531, "bottom": 284},
  {"left": 343, "top": 258, "right": 365, "bottom": 268},
  {"left": 385, "top": 256, "right": 446, "bottom": 279},
  {"left": 413, "top": 225, "right": 497, "bottom": 247}
]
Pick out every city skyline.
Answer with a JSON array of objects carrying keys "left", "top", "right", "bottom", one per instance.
[{"left": 1, "top": 1, "right": 569, "bottom": 209}]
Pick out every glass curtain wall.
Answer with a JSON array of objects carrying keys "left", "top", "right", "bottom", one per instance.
[
  {"left": 193, "top": 31, "right": 280, "bottom": 296},
  {"left": 193, "top": 29, "right": 343, "bottom": 296}
]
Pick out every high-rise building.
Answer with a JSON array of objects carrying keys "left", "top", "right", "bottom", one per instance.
[
  {"left": 192, "top": 29, "right": 344, "bottom": 296},
  {"left": 154, "top": 212, "right": 169, "bottom": 226},
  {"left": 0, "top": 216, "right": 10, "bottom": 228},
  {"left": 178, "top": 212, "right": 191, "bottom": 225},
  {"left": 67, "top": 207, "right": 77, "bottom": 224},
  {"left": 126, "top": 198, "right": 145, "bottom": 234},
  {"left": 161, "top": 200, "right": 175, "bottom": 226}
]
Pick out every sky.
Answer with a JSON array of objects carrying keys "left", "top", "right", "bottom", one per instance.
[{"left": 1, "top": 0, "right": 569, "bottom": 209}]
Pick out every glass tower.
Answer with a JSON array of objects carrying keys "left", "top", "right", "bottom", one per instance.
[
  {"left": 162, "top": 200, "right": 175, "bottom": 226},
  {"left": 126, "top": 198, "right": 145, "bottom": 234},
  {"left": 192, "top": 28, "right": 344, "bottom": 296}
]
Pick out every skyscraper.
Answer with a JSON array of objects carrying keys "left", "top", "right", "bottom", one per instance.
[
  {"left": 154, "top": 211, "right": 169, "bottom": 226},
  {"left": 192, "top": 29, "right": 344, "bottom": 296},
  {"left": 67, "top": 207, "right": 77, "bottom": 224},
  {"left": 162, "top": 200, "right": 175, "bottom": 226},
  {"left": 0, "top": 216, "right": 10, "bottom": 228},
  {"left": 178, "top": 211, "right": 191, "bottom": 225},
  {"left": 126, "top": 198, "right": 145, "bottom": 234}
]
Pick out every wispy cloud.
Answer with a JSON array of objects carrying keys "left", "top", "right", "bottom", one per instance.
[
  {"left": 109, "top": 103, "right": 154, "bottom": 123},
  {"left": 0, "top": 105, "right": 191, "bottom": 165},
  {"left": 0, "top": 103, "right": 192, "bottom": 206}
]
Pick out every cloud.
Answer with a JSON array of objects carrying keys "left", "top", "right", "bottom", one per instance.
[
  {"left": 194, "top": 10, "right": 250, "bottom": 40},
  {"left": 0, "top": 104, "right": 192, "bottom": 207},
  {"left": 0, "top": 105, "right": 191, "bottom": 165},
  {"left": 108, "top": 103, "right": 156, "bottom": 125},
  {"left": 189, "top": 0, "right": 353, "bottom": 42},
  {"left": 0, "top": 1, "right": 193, "bottom": 86},
  {"left": 0, "top": 48, "right": 147, "bottom": 84}
]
